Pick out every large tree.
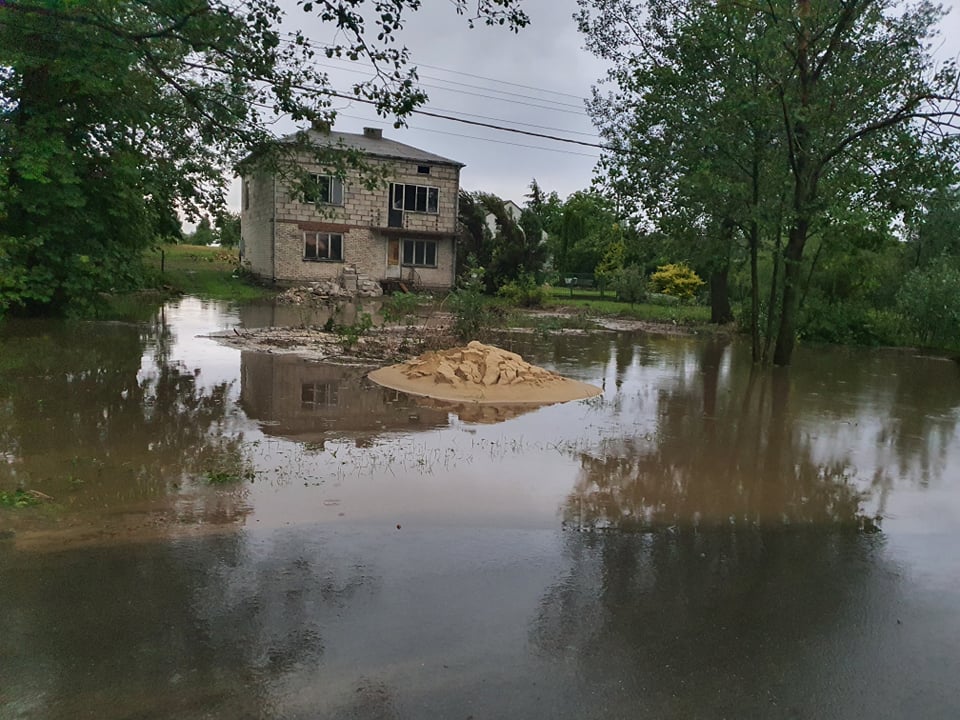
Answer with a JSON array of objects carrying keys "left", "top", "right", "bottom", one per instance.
[
  {"left": 578, "top": 0, "right": 960, "bottom": 364},
  {"left": 0, "top": 0, "right": 527, "bottom": 315}
]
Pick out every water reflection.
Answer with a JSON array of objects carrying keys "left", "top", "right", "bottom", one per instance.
[
  {"left": 557, "top": 337, "right": 960, "bottom": 533},
  {"left": 531, "top": 528, "right": 899, "bottom": 718},
  {"left": 3, "top": 302, "right": 960, "bottom": 717},
  {"left": 0, "top": 315, "right": 251, "bottom": 539},
  {"left": 565, "top": 344, "right": 874, "bottom": 531},
  {"left": 239, "top": 352, "right": 450, "bottom": 442},
  {"left": 0, "top": 527, "right": 375, "bottom": 719}
]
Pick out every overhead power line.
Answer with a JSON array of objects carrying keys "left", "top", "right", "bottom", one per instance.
[
  {"left": 282, "top": 32, "right": 586, "bottom": 102},
  {"left": 338, "top": 112, "right": 601, "bottom": 158},
  {"left": 0, "top": 18, "right": 608, "bottom": 153},
  {"left": 300, "top": 57, "right": 590, "bottom": 116},
  {"left": 322, "top": 88, "right": 606, "bottom": 149},
  {"left": 177, "top": 59, "right": 609, "bottom": 151},
  {"left": 303, "top": 55, "right": 588, "bottom": 111}
]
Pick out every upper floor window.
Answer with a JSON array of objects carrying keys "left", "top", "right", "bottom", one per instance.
[
  {"left": 392, "top": 183, "right": 439, "bottom": 214},
  {"left": 417, "top": 165, "right": 431, "bottom": 175},
  {"left": 304, "top": 232, "right": 343, "bottom": 262},
  {"left": 303, "top": 174, "right": 344, "bottom": 206}
]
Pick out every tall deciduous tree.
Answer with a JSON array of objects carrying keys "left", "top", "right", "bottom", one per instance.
[
  {"left": 578, "top": 0, "right": 960, "bottom": 365},
  {"left": 0, "top": 0, "right": 527, "bottom": 315}
]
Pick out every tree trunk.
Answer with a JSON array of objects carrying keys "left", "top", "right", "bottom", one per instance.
[
  {"left": 761, "top": 222, "right": 782, "bottom": 365},
  {"left": 710, "top": 220, "right": 735, "bottom": 325},
  {"left": 749, "top": 219, "right": 760, "bottom": 362},
  {"left": 772, "top": 219, "right": 809, "bottom": 365},
  {"left": 709, "top": 267, "right": 734, "bottom": 324}
]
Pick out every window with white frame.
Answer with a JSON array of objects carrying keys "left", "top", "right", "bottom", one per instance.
[
  {"left": 304, "top": 232, "right": 343, "bottom": 261},
  {"left": 302, "top": 174, "right": 344, "bottom": 206},
  {"left": 392, "top": 183, "right": 439, "bottom": 214},
  {"left": 401, "top": 239, "right": 437, "bottom": 268}
]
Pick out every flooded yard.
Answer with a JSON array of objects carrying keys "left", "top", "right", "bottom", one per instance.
[{"left": 2, "top": 298, "right": 960, "bottom": 719}]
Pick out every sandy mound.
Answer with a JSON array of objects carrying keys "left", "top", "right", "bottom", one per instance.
[{"left": 368, "top": 341, "right": 602, "bottom": 405}]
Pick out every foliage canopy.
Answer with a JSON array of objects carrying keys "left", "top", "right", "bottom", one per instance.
[{"left": 0, "top": 0, "right": 527, "bottom": 315}]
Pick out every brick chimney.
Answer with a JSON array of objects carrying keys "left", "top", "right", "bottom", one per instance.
[{"left": 363, "top": 127, "right": 383, "bottom": 140}]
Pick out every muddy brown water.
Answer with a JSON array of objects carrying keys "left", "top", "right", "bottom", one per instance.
[{"left": 2, "top": 298, "right": 960, "bottom": 719}]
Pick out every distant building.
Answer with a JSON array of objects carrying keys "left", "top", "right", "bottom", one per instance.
[
  {"left": 484, "top": 199, "right": 548, "bottom": 242},
  {"left": 241, "top": 126, "right": 464, "bottom": 290}
]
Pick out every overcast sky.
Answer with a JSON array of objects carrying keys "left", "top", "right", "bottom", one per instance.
[{"left": 227, "top": 0, "right": 960, "bottom": 211}]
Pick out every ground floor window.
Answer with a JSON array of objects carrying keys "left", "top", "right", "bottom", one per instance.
[
  {"left": 401, "top": 239, "right": 437, "bottom": 267},
  {"left": 304, "top": 232, "right": 343, "bottom": 261},
  {"left": 301, "top": 382, "right": 338, "bottom": 408}
]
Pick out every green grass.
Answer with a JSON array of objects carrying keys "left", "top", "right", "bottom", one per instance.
[
  {"left": 547, "top": 296, "right": 711, "bottom": 325},
  {"left": 545, "top": 285, "right": 610, "bottom": 301},
  {"left": 145, "top": 244, "right": 275, "bottom": 302},
  {"left": 0, "top": 489, "right": 43, "bottom": 509},
  {"left": 206, "top": 469, "right": 254, "bottom": 485}
]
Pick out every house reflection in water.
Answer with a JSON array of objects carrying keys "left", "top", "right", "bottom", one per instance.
[{"left": 240, "top": 352, "right": 450, "bottom": 443}]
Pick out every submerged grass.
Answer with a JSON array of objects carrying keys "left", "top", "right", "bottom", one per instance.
[
  {"left": 206, "top": 469, "right": 255, "bottom": 485},
  {"left": 145, "top": 245, "right": 276, "bottom": 303},
  {"left": 546, "top": 296, "right": 711, "bottom": 325},
  {"left": 0, "top": 488, "right": 44, "bottom": 509}
]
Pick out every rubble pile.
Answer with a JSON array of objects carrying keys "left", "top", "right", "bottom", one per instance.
[
  {"left": 276, "top": 278, "right": 380, "bottom": 305},
  {"left": 357, "top": 277, "right": 384, "bottom": 297}
]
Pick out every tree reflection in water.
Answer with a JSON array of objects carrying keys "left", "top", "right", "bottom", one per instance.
[
  {"left": 0, "top": 526, "right": 379, "bottom": 719},
  {"left": 530, "top": 527, "right": 894, "bottom": 717},
  {"left": 0, "top": 317, "right": 252, "bottom": 527},
  {"left": 564, "top": 339, "right": 881, "bottom": 533}
]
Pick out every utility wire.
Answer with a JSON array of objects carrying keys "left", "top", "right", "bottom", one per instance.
[
  {"left": 322, "top": 88, "right": 606, "bottom": 149},
  {"left": 178, "top": 59, "right": 610, "bottom": 151},
  {"left": 282, "top": 32, "right": 586, "bottom": 101},
  {"left": 303, "top": 54, "right": 588, "bottom": 110},
  {"left": 298, "top": 57, "right": 590, "bottom": 116},
  {"left": 337, "top": 112, "right": 601, "bottom": 158},
  {"left": 0, "top": 18, "right": 609, "bottom": 152}
]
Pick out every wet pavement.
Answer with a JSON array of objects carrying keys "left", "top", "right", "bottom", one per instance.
[{"left": 2, "top": 298, "right": 960, "bottom": 719}]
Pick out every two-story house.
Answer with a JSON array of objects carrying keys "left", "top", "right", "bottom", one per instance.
[{"left": 240, "top": 126, "right": 464, "bottom": 291}]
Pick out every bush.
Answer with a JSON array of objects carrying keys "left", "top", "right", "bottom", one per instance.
[
  {"left": 649, "top": 262, "right": 705, "bottom": 300},
  {"left": 799, "top": 297, "right": 895, "bottom": 346},
  {"left": 450, "top": 260, "right": 491, "bottom": 340},
  {"left": 896, "top": 263, "right": 960, "bottom": 348},
  {"left": 496, "top": 273, "right": 546, "bottom": 307},
  {"left": 613, "top": 264, "right": 647, "bottom": 304},
  {"left": 382, "top": 292, "right": 429, "bottom": 326}
]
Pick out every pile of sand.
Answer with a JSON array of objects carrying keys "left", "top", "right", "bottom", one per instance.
[{"left": 368, "top": 341, "right": 602, "bottom": 405}]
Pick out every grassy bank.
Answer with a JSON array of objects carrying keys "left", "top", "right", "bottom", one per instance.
[
  {"left": 546, "top": 296, "right": 711, "bottom": 325},
  {"left": 145, "top": 244, "right": 275, "bottom": 302},
  {"left": 538, "top": 287, "right": 710, "bottom": 325},
  {"left": 138, "top": 247, "right": 710, "bottom": 330}
]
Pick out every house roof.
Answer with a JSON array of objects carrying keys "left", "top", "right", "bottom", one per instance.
[{"left": 281, "top": 128, "right": 465, "bottom": 168}]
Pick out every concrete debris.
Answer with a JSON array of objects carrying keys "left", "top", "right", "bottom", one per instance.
[{"left": 276, "top": 275, "right": 383, "bottom": 304}]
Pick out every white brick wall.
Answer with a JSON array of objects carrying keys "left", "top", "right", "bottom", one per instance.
[{"left": 240, "top": 172, "right": 276, "bottom": 278}]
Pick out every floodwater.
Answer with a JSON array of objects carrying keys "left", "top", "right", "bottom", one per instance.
[{"left": 2, "top": 298, "right": 959, "bottom": 719}]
